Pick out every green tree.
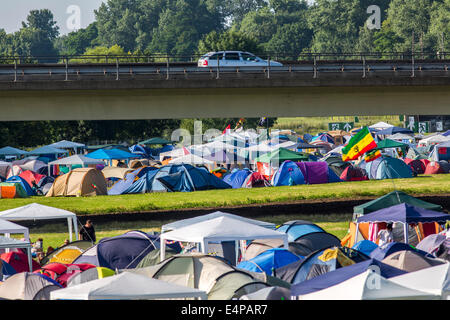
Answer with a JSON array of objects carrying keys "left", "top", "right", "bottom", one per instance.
[
  {"left": 197, "top": 30, "right": 261, "bottom": 54},
  {"left": 428, "top": 0, "right": 450, "bottom": 52},
  {"left": 56, "top": 22, "right": 99, "bottom": 56}
]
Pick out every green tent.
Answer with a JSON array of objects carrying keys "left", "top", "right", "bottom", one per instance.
[
  {"left": 376, "top": 139, "right": 409, "bottom": 150},
  {"left": 138, "top": 137, "right": 172, "bottom": 145},
  {"left": 254, "top": 148, "right": 309, "bottom": 165},
  {"left": 353, "top": 190, "right": 443, "bottom": 220}
]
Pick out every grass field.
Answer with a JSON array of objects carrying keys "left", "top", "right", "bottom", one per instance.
[
  {"left": 1, "top": 174, "right": 448, "bottom": 215},
  {"left": 3, "top": 174, "right": 449, "bottom": 250}
]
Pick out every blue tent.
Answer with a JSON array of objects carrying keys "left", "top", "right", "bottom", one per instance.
[
  {"left": 108, "top": 167, "right": 159, "bottom": 195},
  {"left": 237, "top": 248, "right": 303, "bottom": 276},
  {"left": 352, "top": 240, "right": 379, "bottom": 257},
  {"left": 376, "top": 126, "right": 414, "bottom": 136},
  {"left": 276, "top": 220, "right": 325, "bottom": 242},
  {"left": 290, "top": 258, "right": 407, "bottom": 297},
  {"left": 0, "top": 258, "right": 17, "bottom": 281},
  {"left": 272, "top": 160, "right": 305, "bottom": 186},
  {"left": 73, "top": 230, "right": 181, "bottom": 270},
  {"left": 157, "top": 164, "right": 231, "bottom": 192},
  {"left": 370, "top": 242, "right": 432, "bottom": 261},
  {"left": 364, "top": 157, "right": 413, "bottom": 180},
  {"left": 128, "top": 144, "right": 153, "bottom": 159},
  {"left": 6, "top": 176, "right": 36, "bottom": 196},
  {"left": 223, "top": 168, "right": 252, "bottom": 189}
]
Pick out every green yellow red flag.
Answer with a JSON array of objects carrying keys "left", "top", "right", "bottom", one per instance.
[
  {"left": 342, "top": 126, "right": 377, "bottom": 161},
  {"left": 364, "top": 149, "right": 382, "bottom": 162}
]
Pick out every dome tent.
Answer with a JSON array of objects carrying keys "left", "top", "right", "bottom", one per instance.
[
  {"left": 363, "top": 157, "right": 413, "bottom": 180},
  {"left": 45, "top": 167, "right": 107, "bottom": 197},
  {"left": 223, "top": 168, "right": 252, "bottom": 188},
  {"left": 272, "top": 160, "right": 305, "bottom": 186},
  {"left": 237, "top": 248, "right": 303, "bottom": 276},
  {"left": 0, "top": 272, "right": 62, "bottom": 300}
]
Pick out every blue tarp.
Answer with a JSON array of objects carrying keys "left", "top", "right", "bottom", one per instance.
[
  {"left": 86, "top": 148, "right": 138, "bottom": 160},
  {"left": 357, "top": 203, "right": 450, "bottom": 224},
  {"left": 237, "top": 248, "right": 303, "bottom": 276},
  {"left": 0, "top": 146, "right": 29, "bottom": 156},
  {"left": 272, "top": 160, "right": 306, "bottom": 186},
  {"left": 352, "top": 240, "right": 379, "bottom": 257},
  {"left": 29, "top": 145, "right": 68, "bottom": 155},
  {"left": 290, "top": 258, "right": 407, "bottom": 297},
  {"left": 223, "top": 168, "right": 252, "bottom": 189}
]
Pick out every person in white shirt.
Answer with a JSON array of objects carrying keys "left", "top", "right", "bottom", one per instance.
[{"left": 377, "top": 223, "right": 394, "bottom": 246}]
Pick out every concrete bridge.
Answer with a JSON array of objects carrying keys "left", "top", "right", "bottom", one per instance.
[{"left": 0, "top": 58, "right": 449, "bottom": 121}]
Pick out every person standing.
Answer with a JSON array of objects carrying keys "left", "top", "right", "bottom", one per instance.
[
  {"left": 377, "top": 223, "right": 394, "bottom": 246},
  {"left": 79, "top": 219, "right": 96, "bottom": 243}
]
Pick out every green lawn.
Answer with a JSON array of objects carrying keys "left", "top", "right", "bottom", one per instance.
[{"left": 1, "top": 174, "right": 448, "bottom": 215}]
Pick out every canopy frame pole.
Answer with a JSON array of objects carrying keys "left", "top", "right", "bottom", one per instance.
[
  {"left": 403, "top": 222, "right": 409, "bottom": 243},
  {"left": 67, "top": 217, "right": 73, "bottom": 242},
  {"left": 354, "top": 222, "right": 359, "bottom": 244}
]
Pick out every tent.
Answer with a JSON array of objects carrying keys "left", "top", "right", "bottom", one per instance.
[
  {"left": 290, "top": 259, "right": 436, "bottom": 300},
  {"left": 169, "top": 154, "right": 214, "bottom": 166},
  {"left": 369, "top": 242, "right": 432, "bottom": 261},
  {"left": 363, "top": 157, "right": 413, "bottom": 180},
  {"left": 353, "top": 190, "right": 443, "bottom": 219},
  {"left": 288, "top": 232, "right": 342, "bottom": 257},
  {"left": 376, "top": 126, "right": 414, "bottom": 136},
  {"left": 50, "top": 271, "right": 207, "bottom": 300},
  {"left": 381, "top": 250, "right": 446, "bottom": 272},
  {"left": 404, "top": 158, "right": 427, "bottom": 174},
  {"left": 48, "top": 140, "right": 85, "bottom": 150},
  {"left": 40, "top": 240, "right": 93, "bottom": 266},
  {"left": 28, "top": 146, "right": 69, "bottom": 157},
  {"left": 0, "top": 181, "right": 29, "bottom": 198},
  {"left": 339, "top": 166, "right": 369, "bottom": 182},
  {"left": 0, "top": 146, "right": 29, "bottom": 157},
  {"left": 356, "top": 203, "right": 449, "bottom": 243},
  {"left": 323, "top": 155, "right": 352, "bottom": 177},
  {"left": 389, "top": 262, "right": 450, "bottom": 299},
  {"left": 369, "top": 122, "right": 394, "bottom": 130},
  {"left": 45, "top": 167, "right": 107, "bottom": 197},
  {"left": 255, "top": 148, "right": 309, "bottom": 168},
  {"left": 85, "top": 148, "right": 139, "bottom": 166},
  {"left": 237, "top": 248, "right": 303, "bottom": 276},
  {"left": 0, "top": 203, "right": 79, "bottom": 242},
  {"left": 0, "top": 236, "right": 33, "bottom": 272},
  {"left": 130, "top": 253, "right": 269, "bottom": 300},
  {"left": 138, "top": 137, "right": 172, "bottom": 145},
  {"left": 67, "top": 266, "right": 115, "bottom": 287},
  {"left": 0, "top": 218, "right": 30, "bottom": 241},
  {"left": 0, "top": 272, "right": 62, "bottom": 300},
  {"left": 424, "top": 161, "right": 447, "bottom": 174},
  {"left": 34, "top": 262, "right": 96, "bottom": 287},
  {"left": 73, "top": 230, "right": 181, "bottom": 270},
  {"left": 275, "top": 246, "right": 370, "bottom": 285},
  {"left": 0, "top": 258, "right": 16, "bottom": 281},
  {"left": 272, "top": 160, "right": 305, "bottom": 186},
  {"left": 160, "top": 216, "right": 289, "bottom": 264},
  {"left": 296, "top": 161, "right": 342, "bottom": 184},
  {"left": 107, "top": 166, "right": 159, "bottom": 195},
  {"left": 240, "top": 286, "right": 291, "bottom": 300},
  {"left": 430, "top": 140, "right": 450, "bottom": 161},
  {"left": 6, "top": 176, "right": 35, "bottom": 196},
  {"left": 161, "top": 211, "right": 276, "bottom": 233},
  {"left": 416, "top": 233, "right": 449, "bottom": 258},
  {"left": 0, "top": 160, "right": 12, "bottom": 179},
  {"left": 48, "top": 154, "right": 106, "bottom": 176},
  {"left": 352, "top": 240, "right": 378, "bottom": 257},
  {"left": 19, "top": 170, "right": 45, "bottom": 188},
  {"left": 223, "top": 168, "right": 252, "bottom": 188},
  {"left": 242, "top": 171, "right": 272, "bottom": 188},
  {"left": 376, "top": 139, "right": 409, "bottom": 150},
  {"left": 101, "top": 166, "right": 134, "bottom": 180},
  {"left": 276, "top": 220, "right": 325, "bottom": 242}
]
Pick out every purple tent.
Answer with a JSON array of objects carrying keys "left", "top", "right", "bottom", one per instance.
[
  {"left": 356, "top": 203, "right": 449, "bottom": 243},
  {"left": 296, "top": 162, "right": 329, "bottom": 184}
]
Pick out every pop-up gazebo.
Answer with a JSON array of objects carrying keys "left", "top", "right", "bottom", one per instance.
[
  {"left": 160, "top": 216, "right": 288, "bottom": 265},
  {"left": 356, "top": 203, "right": 449, "bottom": 243},
  {"left": 0, "top": 218, "right": 30, "bottom": 241},
  {"left": 0, "top": 203, "right": 78, "bottom": 242}
]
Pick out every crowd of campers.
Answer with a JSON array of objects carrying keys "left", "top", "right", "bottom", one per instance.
[
  {"left": 0, "top": 197, "right": 448, "bottom": 300},
  {"left": 0, "top": 121, "right": 449, "bottom": 199}
]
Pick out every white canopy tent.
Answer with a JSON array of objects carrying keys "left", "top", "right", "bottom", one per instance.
[
  {"left": 369, "top": 121, "right": 394, "bottom": 130},
  {"left": 0, "top": 236, "right": 33, "bottom": 272},
  {"left": 389, "top": 262, "right": 450, "bottom": 300},
  {"left": 48, "top": 140, "right": 86, "bottom": 154},
  {"left": 160, "top": 216, "right": 288, "bottom": 264},
  {"left": 50, "top": 271, "right": 207, "bottom": 300},
  {"left": 296, "top": 269, "right": 438, "bottom": 300},
  {"left": 169, "top": 154, "right": 214, "bottom": 165},
  {"left": 47, "top": 154, "right": 106, "bottom": 176},
  {"left": 0, "top": 203, "right": 78, "bottom": 242},
  {"left": 0, "top": 218, "right": 30, "bottom": 241},
  {"left": 161, "top": 211, "right": 276, "bottom": 232}
]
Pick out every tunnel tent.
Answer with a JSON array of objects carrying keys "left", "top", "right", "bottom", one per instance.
[{"left": 0, "top": 203, "right": 78, "bottom": 242}]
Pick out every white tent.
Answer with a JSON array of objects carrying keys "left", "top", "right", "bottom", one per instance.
[
  {"left": 0, "top": 218, "right": 30, "bottom": 241},
  {"left": 0, "top": 203, "right": 78, "bottom": 242},
  {"left": 389, "top": 262, "right": 450, "bottom": 300},
  {"left": 0, "top": 160, "right": 12, "bottom": 178},
  {"left": 50, "top": 271, "right": 207, "bottom": 300},
  {"left": 47, "top": 154, "right": 106, "bottom": 175},
  {"left": 169, "top": 154, "right": 214, "bottom": 165},
  {"left": 418, "top": 134, "right": 450, "bottom": 146},
  {"left": 161, "top": 211, "right": 276, "bottom": 232},
  {"left": 0, "top": 236, "right": 33, "bottom": 272},
  {"left": 296, "top": 269, "right": 438, "bottom": 300},
  {"left": 369, "top": 121, "right": 394, "bottom": 130},
  {"left": 48, "top": 140, "right": 86, "bottom": 153},
  {"left": 160, "top": 216, "right": 288, "bottom": 264}
]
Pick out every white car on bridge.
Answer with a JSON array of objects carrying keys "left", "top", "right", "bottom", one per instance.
[{"left": 197, "top": 51, "right": 283, "bottom": 67}]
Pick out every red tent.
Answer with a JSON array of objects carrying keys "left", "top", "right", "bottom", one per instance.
[
  {"left": 34, "top": 262, "right": 95, "bottom": 287},
  {"left": 0, "top": 251, "right": 41, "bottom": 273},
  {"left": 244, "top": 172, "right": 271, "bottom": 188},
  {"left": 424, "top": 162, "right": 445, "bottom": 174},
  {"left": 340, "top": 166, "right": 369, "bottom": 181},
  {"left": 404, "top": 158, "right": 426, "bottom": 174},
  {"left": 19, "top": 170, "right": 45, "bottom": 187}
]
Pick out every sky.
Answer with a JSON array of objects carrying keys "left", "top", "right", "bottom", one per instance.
[{"left": 0, "top": 0, "right": 105, "bottom": 35}]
